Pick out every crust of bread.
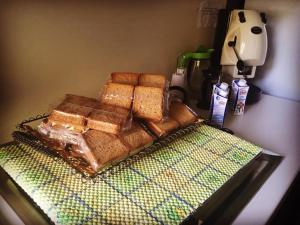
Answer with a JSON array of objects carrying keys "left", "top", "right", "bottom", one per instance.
[
  {"left": 169, "top": 102, "right": 197, "bottom": 127},
  {"left": 111, "top": 72, "right": 140, "bottom": 85},
  {"left": 133, "top": 86, "right": 164, "bottom": 122},
  {"left": 139, "top": 74, "right": 166, "bottom": 89},
  {"left": 100, "top": 83, "right": 134, "bottom": 109}
]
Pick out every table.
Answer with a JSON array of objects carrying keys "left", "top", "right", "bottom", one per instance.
[
  {"left": 1, "top": 94, "right": 299, "bottom": 225},
  {"left": 194, "top": 94, "right": 300, "bottom": 225}
]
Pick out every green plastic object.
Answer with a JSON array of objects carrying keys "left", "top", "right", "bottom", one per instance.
[{"left": 177, "top": 47, "right": 214, "bottom": 69}]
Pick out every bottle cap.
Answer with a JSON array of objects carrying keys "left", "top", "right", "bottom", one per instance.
[
  {"left": 237, "top": 79, "right": 247, "bottom": 86},
  {"left": 219, "top": 82, "right": 229, "bottom": 91},
  {"left": 218, "top": 89, "right": 228, "bottom": 98},
  {"left": 176, "top": 68, "right": 185, "bottom": 75}
]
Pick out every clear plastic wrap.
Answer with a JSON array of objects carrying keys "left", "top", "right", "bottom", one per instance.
[
  {"left": 79, "top": 130, "right": 130, "bottom": 171},
  {"left": 47, "top": 119, "right": 87, "bottom": 133},
  {"left": 37, "top": 120, "right": 155, "bottom": 173},
  {"left": 133, "top": 86, "right": 165, "bottom": 122},
  {"left": 119, "top": 122, "right": 155, "bottom": 156},
  {"left": 48, "top": 94, "right": 133, "bottom": 135},
  {"left": 109, "top": 72, "right": 169, "bottom": 123},
  {"left": 169, "top": 102, "right": 201, "bottom": 127},
  {"left": 144, "top": 102, "right": 202, "bottom": 137},
  {"left": 48, "top": 94, "right": 102, "bottom": 131},
  {"left": 74, "top": 122, "right": 154, "bottom": 171},
  {"left": 162, "top": 80, "right": 170, "bottom": 120},
  {"left": 133, "top": 75, "right": 169, "bottom": 122},
  {"left": 146, "top": 118, "right": 179, "bottom": 137},
  {"left": 49, "top": 102, "right": 92, "bottom": 127},
  {"left": 37, "top": 120, "right": 129, "bottom": 172},
  {"left": 37, "top": 120, "right": 85, "bottom": 147},
  {"left": 98, "top": 82, "right": 135, "bottom": 133}
]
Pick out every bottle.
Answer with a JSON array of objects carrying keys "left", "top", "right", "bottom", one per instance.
[
  {"left": 230, "top": 79, "right": 249, "bottom": 115},
  {"left": 209, "top": 82, "right": 229, "bottom": 128}
]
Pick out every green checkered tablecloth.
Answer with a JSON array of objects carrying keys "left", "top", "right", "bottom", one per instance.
[{"left": 0, "top": 125, "right": 262, "bottom": 225}]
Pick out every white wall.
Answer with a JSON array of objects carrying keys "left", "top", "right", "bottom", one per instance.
[{"left": 245, "top": 0, "right": 300, "bottom": 102}]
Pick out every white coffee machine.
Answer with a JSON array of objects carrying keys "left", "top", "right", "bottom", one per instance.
[{"left": 221, "top": 9, "right": 267, "bottom": 79}]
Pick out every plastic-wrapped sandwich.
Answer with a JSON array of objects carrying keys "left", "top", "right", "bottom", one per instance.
[
  {"left": 48, "top": 94, "right": 102, "bottom": 132},
  {"left": 169, "top": 102, "right": 198, "bottom": 127},
  {"left": 146, "top": 102, "right": 199, "bottom": 137},
  {"left": 48, "top": 103, "right": 90, "bottom": 132},
  {"left": 81, "top": 122, "right": 154, "bottom": 171},
  {"left": 38, "top": 121, "right": 154, "bottom": 172},
  {"left": 108, "top": 72, "right": 169, "bottom": 123},
  {"left": 78, "top": 130, "right": 130, "bottom": 171},
  {"left": 48, "top": 94, "right": 133, "bottom": 134},
  {"left": 133, "top": 86, "right": 165, "bottom": 122},
  {"left": 119, "top": 122, "right": 154, "bottom": 155},
  {"left": 147, "top": 118, "right": 179, "bottom": 137},
  {"left": 87, "top": 104, "right": 131, "bottom": 134},
  {"left": 36, "top": 72, "right": 201, "bottom": 175},
  {"left": 38, "top": 120, "right": 84, "bottom": 147},
  {"left": 133, "top": 74, "right": 169, "bottom": 122}
]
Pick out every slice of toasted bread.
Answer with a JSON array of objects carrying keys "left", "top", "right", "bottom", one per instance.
[
  {"left": 169, "top": 102, "right": 197, "bottom": 127},
  {"left": 119, "top": 123, "right": 154, "bottom": 153},
  {"left": 49, "top": 102, "right": 92, "bottom": 126},
  {"left": 133, "top": 86, "right": 164, "bottom": 122},
  {"left": 64, "top": 94, "right": 101, "bottom": 108},
  {"left": 87, "top": 108, "right": 130, "bottom": 134},
  {"left": 82, "top": 130, "right": 129, "bottom": 171},
  {"left": 100, "top": 83, "right": 134, "bottom": 109},
  {"left": 147, "top": 118, "right": 179, "bottom": 137},
  {"left": 139, "top": 74, "right": 167, "bottom": 89},
  {"left": 111, "top": 72, "right": 140, "bottom": 85}
]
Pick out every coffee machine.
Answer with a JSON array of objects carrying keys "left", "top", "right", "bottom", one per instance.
[{"left": 220, "top": 10, "right": 267, "bottom": 80}]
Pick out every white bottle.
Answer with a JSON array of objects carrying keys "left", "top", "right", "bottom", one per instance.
[
  {"left": 210, "top": 82, "right": 229, "bottom": 128},
  {"left": 230, "top": 79, "right": 249, "bottom": 115}
]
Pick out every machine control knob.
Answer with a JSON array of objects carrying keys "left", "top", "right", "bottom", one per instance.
[
  {"left": 260, "top": 12, "right": 267, "bottom": 24},
  {"left": 251, "top": 26, "right": 262, "bottom": 34},
  {"left": 238, "top": 11, "right": 246, "bottom": 23}
]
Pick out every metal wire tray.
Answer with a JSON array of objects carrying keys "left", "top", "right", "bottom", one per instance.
[{"left": 12, "top": 114, "right": 200, "bottom": 179}]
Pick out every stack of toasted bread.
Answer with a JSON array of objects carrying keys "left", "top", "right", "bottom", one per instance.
[
  {"left": 38, "top": 72, "right": 200, "bottom": 173},
  {"left": 101, "top": 73, "right": 168, "bottom": 122}
]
